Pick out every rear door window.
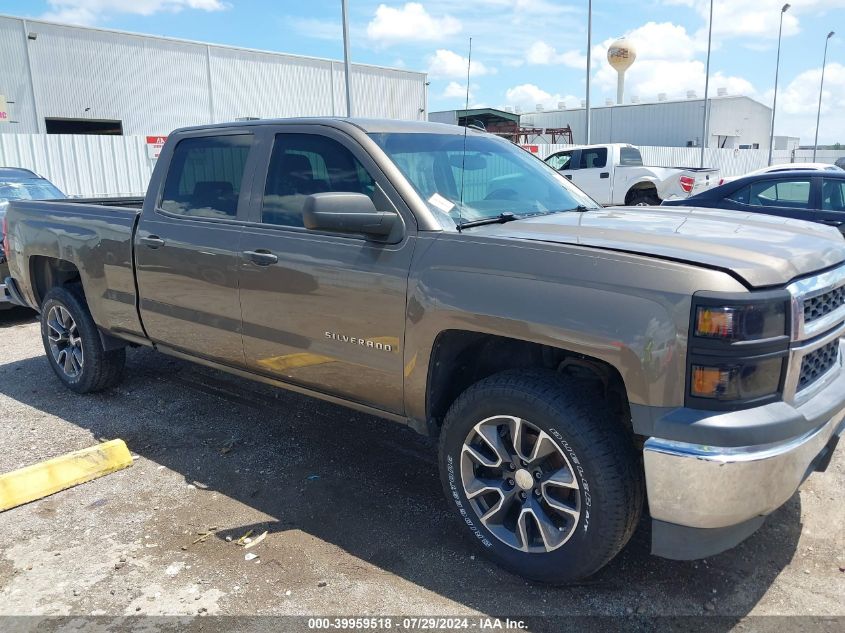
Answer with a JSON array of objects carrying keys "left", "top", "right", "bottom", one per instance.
[
  {"left": 748, "top": 179, "right": 812, "bottom": 208},
  {"left": 726, "top": 185, "right": 751, "bottom": 205},
  {"left": 579, "top": 148, "right": 608, "bottom": 169},
  {"left": 160, "top": 134, "right": 253, "bottom": 219},
  {"left": 821, "top": 179, "right": 845, "bottom": 212},
  {"left": 619, "top": 147, "right": 643, "bottom": 166}
]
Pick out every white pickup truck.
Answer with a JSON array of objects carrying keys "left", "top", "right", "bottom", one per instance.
[{"left": 544, "top": 143, "right": 720, "bottom": 206}]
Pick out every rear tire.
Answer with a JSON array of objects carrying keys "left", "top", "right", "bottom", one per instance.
[
  {"left": 438, "top": 369, "right": 642, "bottom": 583},
  {"left": 627, "top": 190, "right": 661, "bottom": 206},
  {"left": 40, "top": 284, "right": 125, "bottom": 394}
]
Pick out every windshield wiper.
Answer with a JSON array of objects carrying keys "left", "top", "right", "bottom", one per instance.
[{"left": 456, "top": 212, "right": 520, "bottom": 231}]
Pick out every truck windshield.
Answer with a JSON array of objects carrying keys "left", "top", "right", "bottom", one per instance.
[
  {"left": 0, "top": 179, "right": 65, "bottom": 202},
  {"left": 369, "top": 132, "right": 599, "bottom": 228}
]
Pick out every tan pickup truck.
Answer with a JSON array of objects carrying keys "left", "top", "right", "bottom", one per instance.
[{"left": 4, "top": 118, "right": 844, "bottom": 583}]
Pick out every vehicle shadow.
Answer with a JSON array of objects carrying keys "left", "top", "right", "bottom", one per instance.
[
  {"left": 0, "top": 306, "right": 37, "bottom": 328},
  {"left": 0, "top": 345, "right": 803, "bottom": 623}
]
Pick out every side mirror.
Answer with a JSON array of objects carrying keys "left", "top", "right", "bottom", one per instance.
[{"left": 303, "top": 192, "right": 399, "bottom": 240}]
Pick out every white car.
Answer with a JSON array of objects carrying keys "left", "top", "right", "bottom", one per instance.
[{"left": 720, "top": 162, "right": 844, "bottom": 185}]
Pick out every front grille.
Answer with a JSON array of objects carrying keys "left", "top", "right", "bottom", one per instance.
[
  {"left": 804, "top": 285, "right": 845, "bottom": 324},
  {"left": 798, "top": 340, "right": 840, "bottom": 391}
]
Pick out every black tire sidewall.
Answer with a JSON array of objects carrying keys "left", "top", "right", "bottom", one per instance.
[
  {"left": 40, "top": 287, "right": 100, "bottom": 393},
  {"left": 439, "top": 380, "right": 625, "bottom": 583}
]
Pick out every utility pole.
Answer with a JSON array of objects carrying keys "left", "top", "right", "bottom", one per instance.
[
  {"left": 768, "top": 4, "right": 790, "bottom": 166},
  {"left": 700, "top": 0, "right": 713, "bottom": 168},
  {"left": 813, "top": 31, "right": 835, "bottom": 162},
  {"left": 341, "top": 0, "right": 353, "bottom": 117},
  {"left": 585, "top": 0, "right": 592, "bottom": 144}
]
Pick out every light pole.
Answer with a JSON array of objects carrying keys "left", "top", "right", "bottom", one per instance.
[
  {"left": 768, "top": 4, "right": 790, "bottom": 166},
  {"left": 585, "top": 0, "right": 592, "bottom": 144},
  {"left": 341, "top": 0, "right": 353, "bottom": 117},
  {"left": 700, "top": 0, "right": 714, "bottom": 168},
  {"left": 813, "top": 31, "right": 835, "bottom": 162}
]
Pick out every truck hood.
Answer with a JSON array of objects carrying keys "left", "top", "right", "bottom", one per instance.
[{"left": 473, "top": 206, "right": 845, "bottom": 288}]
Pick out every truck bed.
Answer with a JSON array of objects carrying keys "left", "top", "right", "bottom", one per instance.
[
  {"left": 60, "top": 196, "right": 145, "bottom": 208},
  {"left": 5, "top": 197, "right": 144, "bottom": 338}
]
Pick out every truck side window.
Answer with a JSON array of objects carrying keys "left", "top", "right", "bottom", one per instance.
[
  {"left": 619, "top": 147, "right": 643, "bottom": 166},
  {"left": 160, "top": 134, "right": 252, "bottom": 219},
  {"left": 547, "top": 151, "right": 573, "bottom": 171},
  {"left": 262, "top": 134, "right": 376, "bottom": 227},
  {"left": 579, "top": 148, "right": 607, "bottom": 169}
]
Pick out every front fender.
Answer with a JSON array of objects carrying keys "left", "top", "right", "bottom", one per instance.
[{"left": 402, "top": 233, "right": 746, "bottom": 426}]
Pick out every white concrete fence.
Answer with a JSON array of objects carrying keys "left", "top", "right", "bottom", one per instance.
[{"left": 1, "top": 133, "right": 844, "bottom": 198}]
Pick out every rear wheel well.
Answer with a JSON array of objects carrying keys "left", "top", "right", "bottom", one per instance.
[
  {"left": 426, "top": 331, "right": 630, "bottom": 434},
  {"left": 29, "top": 256, "right": 82, "bottom": 307},
  {"left": 625, "top": 182, "right": 660, "bottom": 205}
]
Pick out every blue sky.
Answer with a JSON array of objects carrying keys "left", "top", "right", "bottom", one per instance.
[{"left": 4, "top": 1, "right": 845, "bottom": 142}]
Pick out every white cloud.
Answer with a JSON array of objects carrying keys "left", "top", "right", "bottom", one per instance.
[
  {"left": 525, "top": 41, "right": 586, "bottom": 69},
  {"left": 42, "top": 0, "right": 227, "bottom": 25},
  {"left": 661, "top": 0, "right": 845, "bottom": 41},
  {"left": 503, "top": 84, "right": 581, "bottom": 111},
  {"left": 773, "top": 63, "right": 845, "bottom": 143},
  {"left": 442, "top": 81, "right": 471, "bottom": 99},
  {"left": 426, "top": 49, "right": 493, "bottom": 79},
  {"left": 366, "top": 3, "right": 461, "bottom": 45}
]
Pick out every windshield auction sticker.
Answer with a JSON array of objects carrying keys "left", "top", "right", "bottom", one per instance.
[{"left": 428, "top": 193, "right": 456, "bottom": 213}]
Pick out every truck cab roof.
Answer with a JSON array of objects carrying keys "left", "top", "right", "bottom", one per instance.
[{"left": 172, "top": 117, "right": 483, "bottom": 137}]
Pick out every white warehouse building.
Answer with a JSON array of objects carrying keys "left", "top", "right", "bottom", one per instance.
[
  {"left": 0, "top": 14, "right": 427, "bottom": 137},
  {"left": 433, "top": 95, "right": 774, "bottom": 151}
]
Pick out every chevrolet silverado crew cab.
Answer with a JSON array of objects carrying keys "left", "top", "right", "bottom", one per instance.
[
  {"left": 544, "top": 143, "right": 719, "bottom": 206},
  {"left": 4, "top": 119, "right": 844, "bottom": 584}
]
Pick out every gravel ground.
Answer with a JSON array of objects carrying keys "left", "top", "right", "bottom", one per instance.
[{"left": 0, "top": 306, "right": 843, "bottom": 628}]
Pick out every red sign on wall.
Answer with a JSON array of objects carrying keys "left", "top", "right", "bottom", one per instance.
[
  {"left": 521, "top": 144, "right": 540, "bottom": 154},
  {"left": 145, "top": 136, "right": 168, "bottom": 159}
]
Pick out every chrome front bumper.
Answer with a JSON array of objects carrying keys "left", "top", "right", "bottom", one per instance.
[{"left": 644, "top": 340, "right": 845, "bottom": 530}]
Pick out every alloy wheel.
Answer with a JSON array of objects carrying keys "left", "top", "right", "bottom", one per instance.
[
  {"left": 460, "top": 415, "right": 581, "bottom": 553},
  {"left": 46, "top": 305, "right": 84, "bottom": 378}
]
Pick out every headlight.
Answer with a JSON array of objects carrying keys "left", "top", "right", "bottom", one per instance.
[
  {"left": 694, "top": 302, "right": 786, "bottom": 342},
  {"left": 687, "top": 291, "right": 790, "bottom": 409}
]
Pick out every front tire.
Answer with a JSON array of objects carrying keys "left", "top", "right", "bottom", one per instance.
[
  {"left": 40, "top": 285, "right": 126, "bottom": 393},
  {"left": 438, "top": 370, "right": 642, "bottom": 583}
]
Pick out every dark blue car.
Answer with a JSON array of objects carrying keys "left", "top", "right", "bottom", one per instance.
[
  {"left": 1, "top": 168, "right": 65, "bottom": 308},
  {"left": 662, "top": 169, "right": 845, "bottom": 236}
]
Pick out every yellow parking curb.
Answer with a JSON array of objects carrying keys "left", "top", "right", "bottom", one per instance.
[{"left": 0, "top": 439, "right": 133, "bottom": 512}]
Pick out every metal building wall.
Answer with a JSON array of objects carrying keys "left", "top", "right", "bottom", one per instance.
[
  {"left": 0, "top": 133, "right": 151, "bottom": 196},
  {"left": 0, "top": 17, "right": 38, "bottom": 131},
  {"left": 519, "top": 97, "right": 771, "bottom": 150},
  {"left": 0, "top": 15, "right": 427, "bottom": 136}
]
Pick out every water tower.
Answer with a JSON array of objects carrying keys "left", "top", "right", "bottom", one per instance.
[{"left": 607, "top": 37, "right": 637, "bottom": 105}]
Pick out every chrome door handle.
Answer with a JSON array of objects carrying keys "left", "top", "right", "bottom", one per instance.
[
  {"left": 243, "top": 250, "right": 278, "bottom": 266},
  {"left": 140, "top": 235, "right": 165, "bottom": 248}
]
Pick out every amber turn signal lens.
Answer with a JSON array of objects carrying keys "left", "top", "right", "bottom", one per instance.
[
  {"left": 695, "top": 307, "right": 735, "bottom": 338},
  {"left": 691, "top": 366, "right": 732, "bottom": 398}
]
